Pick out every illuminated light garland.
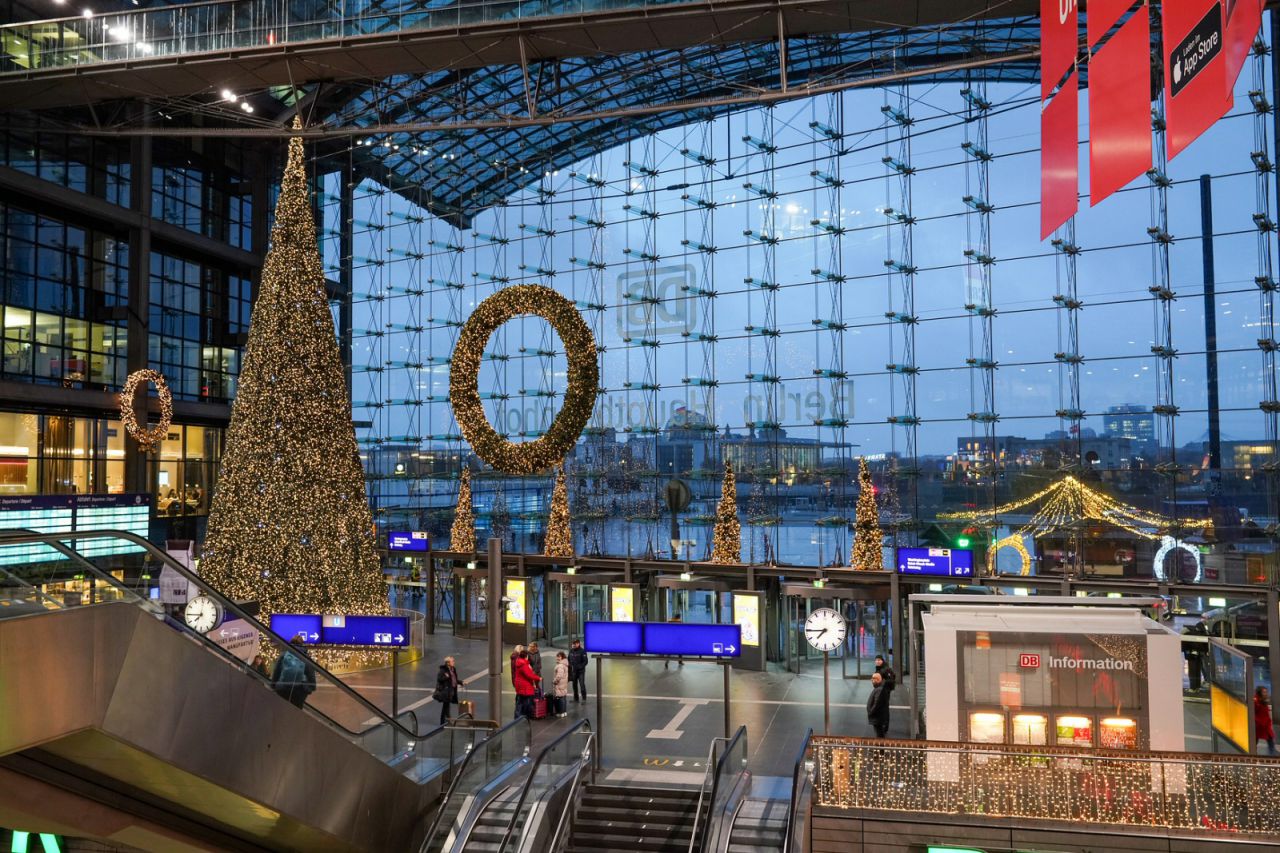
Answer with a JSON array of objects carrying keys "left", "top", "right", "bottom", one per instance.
[
  {"left": 711, "top": 458, "right": 741, "bottom": 564},
  {"left": 450, "top": 285, "right": 598, "bottom": 474},
  {"left": 987, "top": 534, "right": 1031, "bottom": 576},
  {"left": 543, "top": 465, "right": 574, "bottom": 558},
  {"left": 200, "top": 120, "right": 387, "bottom": 665},
  {"left": 851, "top": 457, "right": 883, "bottom": 570},
  {"left": 1152, "top": 535, "right": 1202, "bottom": 583},
  {"left": 940, "top": 475, "right": 1212, "bottom": 541},
  {"left": 120, "top": 369, "right": 173, "bottom": 451},
  {"left": 450, "top": 467, "right": 476, "bottom": 552}
]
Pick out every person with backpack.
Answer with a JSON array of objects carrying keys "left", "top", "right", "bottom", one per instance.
[
  {"left": 874, "top": 654, "right": 897, "bottom": 695},
  {"left": 272, "top": 635, "right": 317, "bottom": 708}
]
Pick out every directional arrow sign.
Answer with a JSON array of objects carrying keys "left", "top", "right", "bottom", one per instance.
[{"left": 584, "top": 622, "right": 742, "bottom": 658}]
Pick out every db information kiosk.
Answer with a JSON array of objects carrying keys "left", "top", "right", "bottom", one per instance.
[{"left": 923, "top": 604, "right": 1183, "bottom": 751}]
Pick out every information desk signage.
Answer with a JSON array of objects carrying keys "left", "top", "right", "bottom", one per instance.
[
  {"left": 896, "top": 546, "right": 974, "bottom": 578},
  {"left": 583, "top": 621, "right": 742, "bottom": 657},
  {"left": 272, "top": 613, "right": 410, "bottom": 647},
  {"left": 388, "top": 531, "right": 429, "bottom": 552}
]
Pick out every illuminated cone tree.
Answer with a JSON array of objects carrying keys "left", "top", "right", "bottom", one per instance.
[
  {"left": 851, "top": 458, "right": 884, "bottom": 570},
  {"left": 450, "top": 466, "right": 476, "bottom": 552},
  {"left": 711, "top": 458, "right": 741, "bottom": 564},
  {"left": 544, "top": 465, "right": 574, "bottom": 558},
  {"left": 200, "top": 123, "right": 386, "bottom": 627}
]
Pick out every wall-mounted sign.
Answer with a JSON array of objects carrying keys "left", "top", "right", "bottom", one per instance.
[
  {"left": 896, "top": 547, "right": 974, "bottom": 578},
  {"left": 270, "top": 613, "right": 409, "bottom": 647},
  {"left": 583, "top": 621, "right": 741, "bottom": 657},
  {"left": 1019, "top": 653, "right": 1040, "bottom": 669},
  {"left": 610, "top": 585, "right": 634, "bottom": 622},
  {"left": 732, "top": 592, "right": 760, "bottom": 647},
  {"left": 505, "top": 578, "right": 527, "bottom": 625},
  {"left": 388, "top": 531, "right": 429, "bottom": 552}
]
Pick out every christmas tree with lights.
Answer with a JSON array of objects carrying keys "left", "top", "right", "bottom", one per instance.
[
  {"left": 711, "top": 458, "right": 741, "bottom": 564},
  {"left": 544, "top": 465, "right": 574, "bottom": 558},
  {"left": 851, "top": 458, "right": 884, "bottom": 570},
  {"left": 200, "top": 121, "right": 387, "bottom": 629},
  {"left": 450, "top": 466, "right": 476, "bottom": 552}
]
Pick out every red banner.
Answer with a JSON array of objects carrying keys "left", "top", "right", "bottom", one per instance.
[
  {"left": 1041, "top": 0, "right": 1079, "bottom": 100},
  {"left": 1089, "top": 11, "right": 1152, "bottom": 205},
  {"left": 1223, "top": 0, "right": 1263, "bottom": 96},
  {"left": 1041, "top": 74, "right": 1079, "bottom": 239},
  {"left": 1040, "top": 0, "right": 1079, "bottom": 237},
  {"left": 1087, "top": 0, "right": 1133, "bottom": 48},
  {"left": 1164, "top": 0, "right": 1233, "bottom": 159}
]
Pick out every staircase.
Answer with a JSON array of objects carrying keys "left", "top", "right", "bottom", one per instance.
[
  {"left": 566, "top": 785, "right": 702, "bottom": 852},
  {"left": 460, "top": 786, "right": 521, "bottom": 852},
  {"left": 727, "top": 798, "right": 787, "bottom": 852}
]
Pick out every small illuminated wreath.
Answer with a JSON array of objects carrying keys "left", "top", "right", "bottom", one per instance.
[
  {"left": 121, "top": 369, "right": 173, "bottom": 451},
  {"left": 450, "top": 285, "right": 598, "bottom": 474},
  {"left": 987, "top": 534, "right": 1031, "bottom": 577}
]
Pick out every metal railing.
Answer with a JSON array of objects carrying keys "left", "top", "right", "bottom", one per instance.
[
  {"left": 0, "top": 529, "right": 435, "bottom": 761},
  {"left": 812, "top": 736, "right": 1280, "bottom": 838},
  {"left": 688, "top": 726, "right": 747, "bottom": 853},
  {"left": 781, "top": 728, "right": 813, "bottom": 853},
  {"left": 0, "top": 0, "right": 696, "bottom": 75},
  {"left": 545, "top": 730, "right": 597, "bottom": 853},
  {"left": 496, "top": 718, "right": 594, "bottom": 852},
  {"left": 420, "top": 715, "right": 533, "bottom": 852}
]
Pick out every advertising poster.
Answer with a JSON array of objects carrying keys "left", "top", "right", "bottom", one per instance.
[
  {"left": 610, "top": 586, "right": 634, "bottom": 622},
  {"left": 733, "top": 592, "right": 760, "bottom": 647},
  {"left": 505, "top": 578, "right": 527, "bottom": 625}
]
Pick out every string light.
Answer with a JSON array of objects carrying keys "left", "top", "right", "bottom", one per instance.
[
  {"left": 987, "top": 534, "right": 1031, "bottom": 576},
  {"left": 811, "top": 737, "right": 1280, "bottom": 835},
  {"left": 851, "top": 457, "right": 883, "bottom": 571},
  {"left": 119, "top": 369, "right": 172, "bottom": 451},
  {"left": 449, "top": 284, "right": 598, "bottom": 474},
  {"left": 711, "top": 458, "right": 741, "bottom": 564},
  {"left": 940, "top": 475, "right": 1213, "bottom": 543},
  {"left": 200, "top": 119, "right": 387, "bottom": 660},
  {"left": 543, "top": 466, "right": 573, "bottom": 559},
  {"left": 449, "top": 466, "right": 476, "bottom": 552}
]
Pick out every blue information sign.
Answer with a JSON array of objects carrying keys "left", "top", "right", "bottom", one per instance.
[
  {"left": 272, "top": 614, "right": 410, "bottom": 647},
  {"left": 896, "top": 547, "right": 974, "bottom": 578},
  {"left": 271, "top": 613, "right": 323, "bottom": 643},
  {"left": 583, "top": 621, "right": 644, "bottom": 654},
  {"left": 388, "top": 531, "right": 429, "bottom": 552},
  {"left": 583, "top": 621, "right": 742, "bottom": 657}
]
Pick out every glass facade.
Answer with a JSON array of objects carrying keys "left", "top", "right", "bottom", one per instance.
[{"left": 325, "top": 47, "right": 1280, "bottom": 576}]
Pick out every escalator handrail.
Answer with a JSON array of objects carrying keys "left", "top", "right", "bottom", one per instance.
[
  {"left": 495, "top": 717, "right": 593, "bottom": 853},
  {"left": 420, "top": 715, "right": 533, "bottom": 852},
  {"left": 781, "top": 728, "right": 813, "bottom": 853},
  {"left": 0, "top": 528, "right": 422, "bottom": 740},
  {"left": 689, "top": 725, "right": 747, "bottom": 853},
  {"left": 544, "top": 731, "right": 596, "bottom": 853}
]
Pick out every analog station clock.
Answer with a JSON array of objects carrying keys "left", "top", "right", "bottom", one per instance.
[
  {"left": 804, "top": 607, "right": 848, "bottom": 653},
  {"left": 184, "top": 594, "right": 222, "bottom": 634}
]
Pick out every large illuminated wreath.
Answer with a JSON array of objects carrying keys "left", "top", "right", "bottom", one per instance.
[
  {"left": 450, "top": 285, "right": 599, "bottom": 474},
  {"left": 121, "top": 369, "right": 173, "bottom": 451}
]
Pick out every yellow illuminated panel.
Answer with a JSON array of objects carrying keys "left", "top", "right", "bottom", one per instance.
[
  {"left": 1011, "top": 713, "right": 1048, "bottom": 745},
  {"left": 733, "top": 592, "right": 760, "bottom": 646},
  {"left": 610, "top": 586, "right": 634, "bottom": 622},
  {"left": 1211, "top": 685, "right": 1252, "bottom": 753},
  {"left": 969, "top": 711, "right": 1005, "bottom": 744},
  {"left": 505, "top": 578, "right": 527, "bottom": 624}
]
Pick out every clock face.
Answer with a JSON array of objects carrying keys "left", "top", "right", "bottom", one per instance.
[
  {"left": 804, "top": 607, "right": 847, "bottom": 652},
  {"left": 184, "top": 595, "right": 220, "bottom": 634}
]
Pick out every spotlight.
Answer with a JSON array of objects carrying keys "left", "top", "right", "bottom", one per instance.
[{"left": 221, "top": 89, "right": 236, "bottom": 102}]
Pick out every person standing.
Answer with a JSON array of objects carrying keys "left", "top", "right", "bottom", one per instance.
[
  {"left": 552, "top": 652, "right": 570, "bottom": 717},
  {"left": 1256, "top": 686, "right": 1276, "bottom": 755},
  {"left": 271, "top": 635, "right": 317, "bottom": 709},
  {"left": 867, "top": 672, "right": 891, "bottom": 738},
  {"left": 510, "top": 644, "right": 525, "bottom": 688},
  {"left": 528, "top": 642, "right": 543, "bottom": 694},
  {"left": 513, "top": 649, "right": 541, "bottom": 720},
  {"left": 568, "top": 639, "right": 589, "bottom": 702},
  {"left": 251, "top": 654, "right": 271, "bottom": 680},
  {"left": 874, "top": 654, "right": 896, "bottom": 694},
  {"left": 1182, "top": 618, "right": 1208, "bottom": 691},
  {"left": 434, "top": 655, "right": 462, "bottom": 726}
]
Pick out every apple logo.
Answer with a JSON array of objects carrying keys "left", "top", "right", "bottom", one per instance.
[{"left": 1173, "top": 57, "right": 1182, "bottom": 85}]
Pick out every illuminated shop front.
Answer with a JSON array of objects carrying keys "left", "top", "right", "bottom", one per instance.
[{"left": 923, "top": 604, "right": 1183, "bottom": 751}]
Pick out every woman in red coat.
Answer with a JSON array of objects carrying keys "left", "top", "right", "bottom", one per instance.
[
  {"left": 1255, "top": 686, "right": 1275, "bottom": 755},
  {"left": 513, "top": 650, "right": 542, "bottom": 720}
]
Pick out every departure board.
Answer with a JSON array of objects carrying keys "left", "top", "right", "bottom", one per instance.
[{"left": 0, "top": 494, "right": 150, "bottom": 566}]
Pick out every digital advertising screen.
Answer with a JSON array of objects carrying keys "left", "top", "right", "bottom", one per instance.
[
  {"left": 732, "top": 592, "right": 760, "bottom": 647},
  {"left": 896, "top": 546, "right": 974, "bottom": 578},
  {"left": 505, "top": 578, "right": 527, "bottom": 624},
  {"left": 610, "top": 585, "right": 634, "bottom": 622}
]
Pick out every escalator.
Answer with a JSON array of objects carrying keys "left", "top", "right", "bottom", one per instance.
[{"left": 0, "top": 529, "right": 490, "bottom": 852}]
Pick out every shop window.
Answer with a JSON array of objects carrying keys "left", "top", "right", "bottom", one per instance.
[
  {"left": 1099, "top": 717, "right": 1138, "bottom": 749},
  {"left": 1011, "top": 713, "right": 1048, "bottom": 746},
  {"left": 968, "top": 711, "right": 1005, "bottom": 744},
  {"left": 1055, "top": 715, "right": 1094, "bottom": 747}
]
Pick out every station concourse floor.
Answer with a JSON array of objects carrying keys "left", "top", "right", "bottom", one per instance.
[{"left": 333, "top": 630, "right": 1222, "bottom": 788}]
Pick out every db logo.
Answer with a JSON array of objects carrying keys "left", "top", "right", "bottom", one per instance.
[{"left": 1019, "top": 653, "right": 1041, "bottom": 668}]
